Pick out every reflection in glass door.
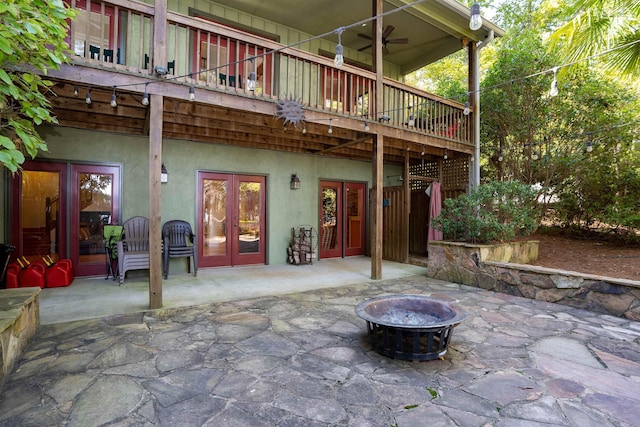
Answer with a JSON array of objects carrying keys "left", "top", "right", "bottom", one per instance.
[
  {"left": 320, "top": 181, "right": 343, "bottom": 258},
  {"left": 12, "top": 162, "right": 67, "bottom": 261},
  {"left": 72, "top": 165, "right": 120, "bottom": 276},
  {"left": 198, "top": 172, "right": 266, "bottom": 267}
]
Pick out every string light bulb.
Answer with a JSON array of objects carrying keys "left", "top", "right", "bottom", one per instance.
[
  {"left": 469, "top": 1, "right": 482, "bottom": 30},
  {"left": 110, "top": 88, "right": 117, "bottom": 108},
  {"left": 549, "top": 67, "right": 559, "bottom": 97},
  {"left": 328, "top": 119, "right": 333, "bottom": 134},
  {"left": 85, "top": 89, "right": 91, "bottom": 105},
  {"left": 364, "top": 121, "right": 370, "bottom": 131},
  {"left": 73, "top": 86, "right": 79, "bottom": 97},
  {"left": 248, "top": 71, "right": 256, "bottom": 91},
  {"left": 463, "top": 101, "right": 470, "bottom": 116},
  {"left": 302, "top": 126, "right": 307, "bottom": 134},
  {"left": 498, "top": 150, "right": 503, "bottom": 162},
  {"left": 586, "top": 139, "right": 593, "bottom": 152},
  {"left": 334, "top": 28, "right": 344, "bottom": 67},
  {"left": 189, "top": 84, "right": 195, "bottom": 102},
  {"left": 444, "top": 151, "right": 448, "bottom": 160},
  {"left": 141, "top": 85, "right": 149, "bottom": 106},
  {"left": 532, "top": 149, "right": 539, "bottom": 160}
]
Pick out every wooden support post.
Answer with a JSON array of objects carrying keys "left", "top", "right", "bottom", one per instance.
[
  {"left": 371, "top": 0, "right": 384, "bottom": 280},
  {"left": 149, "top": 0, "right": 167, "bottom": 309},
  {"left": 403, "top": 150, "right": 410, "bottom": 263}
]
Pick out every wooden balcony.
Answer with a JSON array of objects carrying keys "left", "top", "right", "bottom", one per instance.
[{"left": 56, "top": 0, "right": 474, "bottom": 165}]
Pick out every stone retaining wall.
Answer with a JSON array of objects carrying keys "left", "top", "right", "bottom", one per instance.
[
  {"left": 0, "top": 288, "right": 40, "bottom": 393},
  {"left": 426, "top": 241, "right": 640, "bottom": 321}
]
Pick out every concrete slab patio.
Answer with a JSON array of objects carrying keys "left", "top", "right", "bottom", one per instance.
[{"left": 1, "top": 263, "right": 640, "bottom": 426}]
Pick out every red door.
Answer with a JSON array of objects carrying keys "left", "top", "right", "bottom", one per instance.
[
  {"left": 71, "top": 164, "right": 121, "bottom": 276},
  {"left": 320, "top": 181, "right": 366, "bottom": 259},
  {"left": 345, "top": 182, "right": 366, "bottom": 256},
  {"left": 197, "top": 172, "right": 266, "bottom": 267}
]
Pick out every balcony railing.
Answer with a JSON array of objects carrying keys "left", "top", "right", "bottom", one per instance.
[{"left": 64, "top": 0, "right": 472, "bottom": 146}]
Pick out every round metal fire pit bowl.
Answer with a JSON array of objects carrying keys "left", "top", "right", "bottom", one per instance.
[{"left": 355, "top": 294, "right": 466, "bottom": 361}]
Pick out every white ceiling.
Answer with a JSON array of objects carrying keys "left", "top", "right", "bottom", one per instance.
[{"left": 210, "top": 0, "right": 503, "bottom": 74}]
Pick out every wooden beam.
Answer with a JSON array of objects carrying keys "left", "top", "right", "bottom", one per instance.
[
  {"left": 371, "top": 0, "right": 384, "bottom": 280},
  {"left": 148, "top": 0, "right": 167, "bottom": 310},
  {"left": 315, "top": 135, "right": 372, "bottom": 154}
]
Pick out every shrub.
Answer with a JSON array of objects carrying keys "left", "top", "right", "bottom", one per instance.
[{"left": 432, "top": 181, "right": 540, "bottom": 243}]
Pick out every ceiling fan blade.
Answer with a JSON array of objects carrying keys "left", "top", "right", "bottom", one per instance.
[
  {"left": 382, "top": 25, "right": 395, "bottom": 39},
  {"left": 357, "top": 33, "right": 372, "bottom": 40},
  {"left": 383, "top": 45, "right": 390, "bottom": 55},
  {"left": 358, "top": 44, "right": 373, "bottom": 52},
  {"left": 387, "top": 38, "right": 409, "bottom": 44}
]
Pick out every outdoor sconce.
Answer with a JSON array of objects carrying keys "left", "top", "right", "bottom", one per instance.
[
  {"left": 161, "top": 163, "right": 168, "bottom": 183},
  {"left": 290, "top": 173, "right": 301, "bottom": 190}
]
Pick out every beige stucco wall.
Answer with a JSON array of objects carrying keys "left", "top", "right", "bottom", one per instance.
[{"left": 29, "top": 126, "right": 401, "bottom": 267}]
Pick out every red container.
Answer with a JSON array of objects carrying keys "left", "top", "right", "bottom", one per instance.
[
  {"left": 19, "top": 263, "right": 46, "bottom": 289},
  {"left": 5, "top": 264, "right": 20, "bottom": 288},
  {"left": 46, "top": 259, "right": 74, "bottom": 287}
]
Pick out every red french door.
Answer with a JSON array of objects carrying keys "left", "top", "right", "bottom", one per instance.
[
  {"left": 11, "top": 162, "right": 120, "bottom": 277},
  {"left": 197, "top": 172, "right": 266, "bottom": 267},
  {"left": 320, "top": 181, "right": 366, "bottom": 259}
]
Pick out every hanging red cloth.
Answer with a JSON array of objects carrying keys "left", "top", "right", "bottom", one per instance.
[{"left": 427, "top": 182, "right": 443, "bottom": 242}]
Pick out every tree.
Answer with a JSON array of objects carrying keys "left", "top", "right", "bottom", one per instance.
[
  {"left": 0, "top": 0, "right": 75, "bottom": 172},
  {"left": 547, "top": 0, "right": 640, "bottom": 79}
]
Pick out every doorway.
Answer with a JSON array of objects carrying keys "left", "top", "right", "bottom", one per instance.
[
  {"left": 319, "top": 181, "right": 366, "bottom": 259},
  {"left": 197, "top": 172, "right": 266, "bottom": 267},
  {"left": 11, "top": 161, "right": 121, "bottom": 277}
]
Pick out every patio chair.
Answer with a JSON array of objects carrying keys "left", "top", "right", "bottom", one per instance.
[
  {"left": 116, "top": 216, "right": 149, "bottom": 285},
  {"left": 162, "top": 220, "right": 197, "bottom": 279}
]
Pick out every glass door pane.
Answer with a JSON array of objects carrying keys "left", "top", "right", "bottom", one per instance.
[
  {"left": 72, "top": 165, "right": 120, "bottom": 277},
  {"left": 19, "top": 170, "right": 62, "bottom": 258},
  {"left": 237, "top": 181, "right": 261, "bottom": 254},
  {"left": 202, "top": 177, "right": 229, "bottom": 258},
  {"left": 320, "top": 181, "right": 342, "bottom": 258},
  {"left": 345, "top": 182, "right": 365, "bottom": 256}
]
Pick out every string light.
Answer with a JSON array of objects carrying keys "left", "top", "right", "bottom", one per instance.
[
  {"left": 85, "top": 88, "right": 91, "bottom": 105},
  {"left": 334, "top": 27, "right": 344, "bottom": 68},
  {"left": 469, "top": 1, "right": 482, "bottom": 31},
  {"left": 549, "top": 67, "right": 559, "bottom": 97},
  {"left": 463, "top": 101, "right": 470, "bottom": 116},
  {"left": 141, "top": 84, "right": 149, "bottom": 106},
  {"left": 498, "top": 150, "right": 503, "bottom": 162},
  {"left": 247, "top": 58, "right": 257, "bottom": 91},
  {"left": 73, "top": 86, "right": 78, "bottom": 97},
  {"left": 364, "top": 121, "right": 370, "bottom": 131},
  {"left": 328, "top": 119, "right": 333, "bottom": 134},
  {"left": 188, "top": 83, "right": 195, "bottom": 102},
  {"left": 110, "top": 87, "right": 117, "bottom": 108}
]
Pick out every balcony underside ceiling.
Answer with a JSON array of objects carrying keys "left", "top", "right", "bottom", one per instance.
[
  {"left": 47, "top": 78, "right": 471, "bottom": 166},
  {"left": 210, "top": 0, "right": 502, "bottom": 74}
]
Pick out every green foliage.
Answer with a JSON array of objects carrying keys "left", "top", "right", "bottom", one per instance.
[
  {"left": 0, "top": 0, "right": 75, "bottom": 172},
  {"left": 432, "top": 181, "right": 540, "bottom": 243}
]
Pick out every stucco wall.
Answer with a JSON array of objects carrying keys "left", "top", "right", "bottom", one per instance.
[{"left": 32, "top": 126, "right": 401, "bottom": 267}]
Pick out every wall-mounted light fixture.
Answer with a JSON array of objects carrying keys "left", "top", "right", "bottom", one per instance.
[
  {"left": 290, "top": 173, "right": 301, "bottom": 190},
  {"left": 161, "top": 163, "right": 168, "bottom": 183}
]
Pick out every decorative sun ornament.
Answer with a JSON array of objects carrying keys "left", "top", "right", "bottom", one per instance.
[{"left": 276, "top": 96, "right": 306, "bottom": 129}]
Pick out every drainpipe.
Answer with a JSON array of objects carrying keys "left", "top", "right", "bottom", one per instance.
[{"left": 471, "top": 30, "right": 494, "bottom": 189}]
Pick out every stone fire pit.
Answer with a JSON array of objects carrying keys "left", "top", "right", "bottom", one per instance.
[{"left": 355, "top": 294, "right": 466, "bottom": 361}]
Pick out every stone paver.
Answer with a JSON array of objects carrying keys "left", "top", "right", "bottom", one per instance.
[{"left": 1, "top": 276, "right": 640, "bottom": 426}]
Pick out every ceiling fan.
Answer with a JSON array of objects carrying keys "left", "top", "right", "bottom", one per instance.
[{"left": 357, "top": 25, "right": 408, "bottom": 55}]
